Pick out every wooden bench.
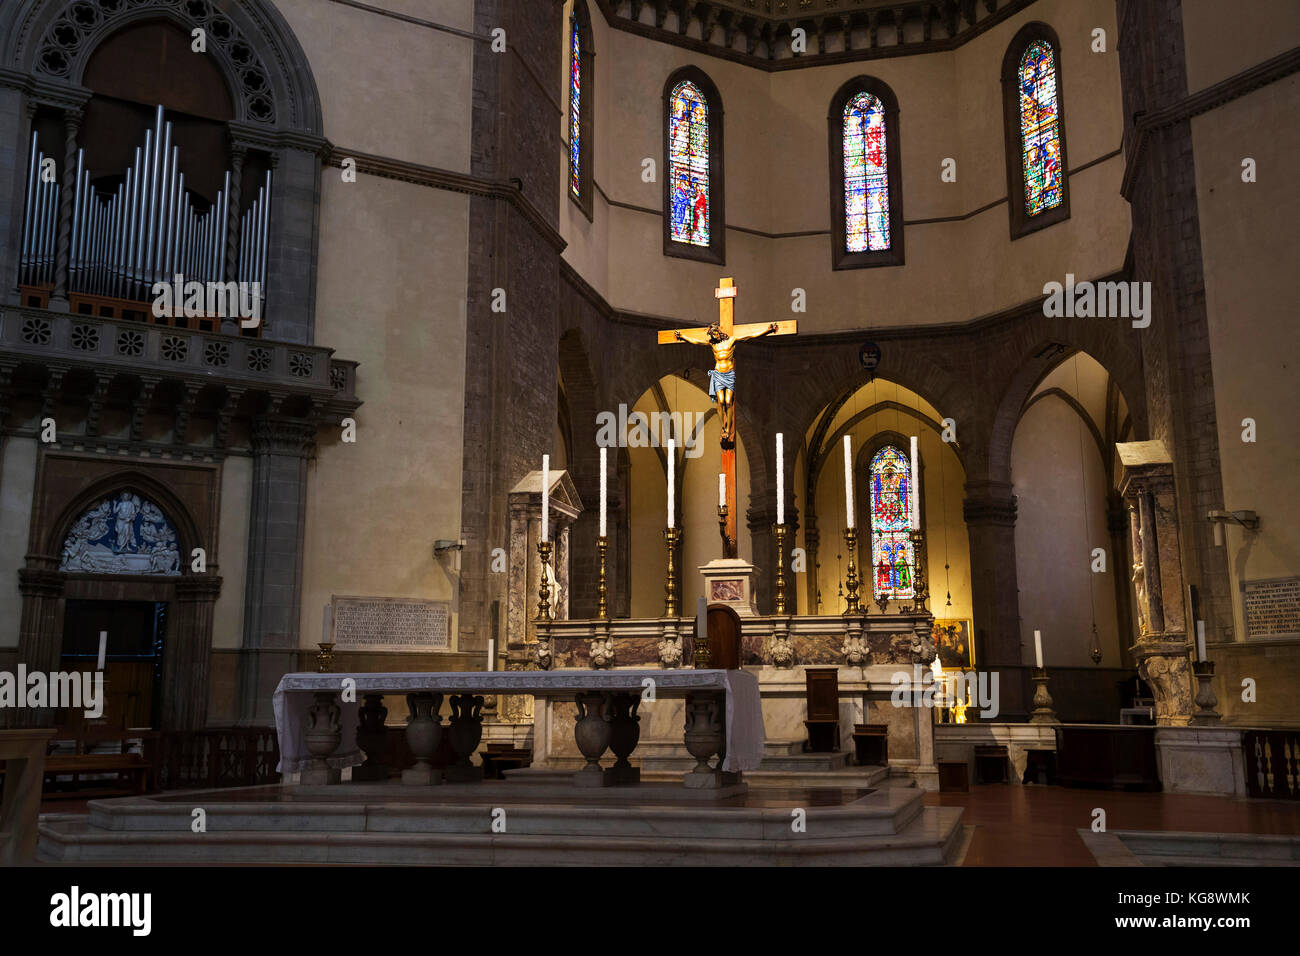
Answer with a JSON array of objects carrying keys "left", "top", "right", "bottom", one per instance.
[{"left": 37, "top": 728, "right": 160, "bottom": 799}]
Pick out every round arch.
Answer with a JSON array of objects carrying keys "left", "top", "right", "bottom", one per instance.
[{"left": 0, "top": 0, "right": 323, "bottom": 132}]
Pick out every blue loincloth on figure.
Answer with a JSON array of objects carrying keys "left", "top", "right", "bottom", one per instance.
[{"left": 708, "top": 369, "right": 736, "bottom": 400}]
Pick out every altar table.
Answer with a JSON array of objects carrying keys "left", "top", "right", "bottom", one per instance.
[{"left": 273, "top": 669, "right": 764, "bottom": 788}]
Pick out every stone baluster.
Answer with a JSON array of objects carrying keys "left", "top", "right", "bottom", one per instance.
[
  {"left": 446, "top": 694, "right": 485, "bottom": 781},
  {"left": 301, "top": 692, "right": 342, "bottom": 785},
  {"left": 573, "top": 691, "right": 612, "bottom": 787},
  {"left": 402, "top": 692, "right": 443, "bottom": 785}
]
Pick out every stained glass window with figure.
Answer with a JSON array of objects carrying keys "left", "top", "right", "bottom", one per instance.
[{"left": 869, "top": 445, "right": 916, "bottom": 601}]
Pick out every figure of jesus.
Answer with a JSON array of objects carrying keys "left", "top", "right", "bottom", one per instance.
[{"left": 674, "top": 320, "right": 779, "bottom": 446}]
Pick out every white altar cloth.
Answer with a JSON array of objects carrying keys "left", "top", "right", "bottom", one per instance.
[{"left": 273, "top": 669, "right": 766, "bottom": 774}]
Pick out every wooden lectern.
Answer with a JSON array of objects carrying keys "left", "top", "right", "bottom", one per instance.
[{"left": 803, "top": 667, "right": 840, "bottom": 753}]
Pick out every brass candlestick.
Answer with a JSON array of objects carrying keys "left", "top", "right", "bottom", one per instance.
[
  {"left": 1190, "top": 660, "right": 1222, "bottom": 725},
  {"left": 596, "top": 535, "right": 609, "bottom": 621},
  {"left": 909, "top": 527, "right": 929, "bottom": 613},
  {"left": 316, "top": 642, "right": 335, "bottom": 673},
  {"left": 843, "top": 527, "right": 861, "bottom": 613},
  {"left": 1029, "top": 667, "right": 1060, "bottom": 724},
  {"left": 663, "top": 526, "right": 681, "bottom": 617},
  {"left": 773, "top": 523, "right": 789, "bottom": 614},
  {"left": 536, "top": 539, "right": 553, "bottom": 621}
]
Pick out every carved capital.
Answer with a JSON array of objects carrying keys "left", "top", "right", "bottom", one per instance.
[
  {"left": 250, "top": 417, "right": 316, "bottom": 457},
  {"left": 19, "top": 567, "right": 64, "bottom": 598}
]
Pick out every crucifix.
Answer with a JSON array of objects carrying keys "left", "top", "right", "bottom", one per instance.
[{"left": 657, "top": 277, "right": 798, "bottom": 558}]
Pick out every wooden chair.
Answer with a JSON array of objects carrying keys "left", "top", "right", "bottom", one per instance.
[
  {"left": 803, "top": 667, "right": 840, "bottom": 753},
  {"left": 705, "top": 604, "right": 742, "bottom": 669},
  {"left": 852, "top": 723, "right": 889, "bottom": 765}
]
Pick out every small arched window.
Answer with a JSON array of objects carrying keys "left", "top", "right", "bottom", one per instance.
[
  {"left": 829, "top": 77, "right": 903, "bottom": 269},
  {"left": 1002, "top": 23, "right": 1070, "bottom": 238},
  {"left": 869, "top": 445, "right": 916, "bottom": 602},
  {"left": 663, "top": 66, "right": 725, "bottom": 264},
  {"left": 568, "top": 0, "right": 593, "bottom": 220}
]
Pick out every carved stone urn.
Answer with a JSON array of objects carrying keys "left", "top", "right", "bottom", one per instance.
[
  {"left": 683, "top": 694, "right": 724, "bottom": 776},
  {"left": 402, "top": 692, "right": 443, "bottom": 785},
  {"left": 302, "top": 692, "right": 342, "bottom": 785},
  {"left": 604, "top": 693, "right": 641, "bottom": 785},
  {"left": 573, "top": 691, "right": 612, "bottom": 786},
  {"left": 446, "top": 694, "right": 485, "bottom": 781}
]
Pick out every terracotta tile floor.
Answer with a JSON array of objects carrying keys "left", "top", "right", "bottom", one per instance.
[{"left": 926, "top": 785, "right": 1300, "bottom": 865}]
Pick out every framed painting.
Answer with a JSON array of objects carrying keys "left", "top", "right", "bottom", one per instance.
[{"left": 932, "top": 619, "right": 974, "bottom": 669}]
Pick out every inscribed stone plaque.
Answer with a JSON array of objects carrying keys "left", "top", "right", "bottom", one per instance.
[
  {"left": 1243, "top": 577, "right": 1300, "bottom": 640},
  {"left": 332, "top": 596, "right": 450, "bottom": 651}
]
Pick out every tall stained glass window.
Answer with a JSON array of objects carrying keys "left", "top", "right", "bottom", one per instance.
[
  {"left": 843, "top": 92, "right": 890, "bottom": 252},
  {"left": 1018, "top": 40, "right": 1062, "bottom": 216},
  {"left": 668, "top": 80, "right": 710, "bottom": 247},
  {"left": 569, "top": 9, "right": 581, "bottom": 197},
  {"left": 869, "top": 446, "right": 916, "bottom": 602}
]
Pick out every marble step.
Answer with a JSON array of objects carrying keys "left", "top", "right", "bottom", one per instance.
[
  {"left": 1114, "top": 830, "right": 1300, "bottom": 863},
  {"left": 763, "top": 739, "right": 806, "bottom": 756},
  {"left": 38, "top": 804, "right": 965, "bottom": 867},
  {"left": 757, "top": 751, "right": 851, "bottom": 772},
  {"left": 77, "top": 780, "right": 924, "bottom": 841}
]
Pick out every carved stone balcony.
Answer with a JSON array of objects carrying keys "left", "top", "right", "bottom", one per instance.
[{"left": 0, "top": 305, "right": 360, "bottom": 453}]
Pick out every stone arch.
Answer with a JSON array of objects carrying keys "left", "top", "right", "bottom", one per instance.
[
  {"left": 558, "top": 326, "right": 606, "bottom": 618},
  {"left": 1, "top": 0, "right": 323, "bottom": 132},
  {"left": 45, "top": 467, "right": 203, "bottom": 563},
  {"left": 988, "top": 328, "right": 1147, "bottom": 486}
]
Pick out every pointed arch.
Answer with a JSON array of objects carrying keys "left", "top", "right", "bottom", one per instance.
[
  {"left": 1002, "top": 22, "right": 1070, "bottom": 239},
  {"left": 829, "top": 75, "right": 904, "bottom": 268},
  {"left": 663, "top": 65, "right": 725, "bottom": 264}
]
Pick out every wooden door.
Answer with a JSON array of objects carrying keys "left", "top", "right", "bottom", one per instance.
[{"left": 706, "top": 604, "right": 742, "bottom": 669}]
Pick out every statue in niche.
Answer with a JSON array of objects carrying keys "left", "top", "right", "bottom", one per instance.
[{"left": 1132, "top": 523, "right": 1148, "bottom": 636}]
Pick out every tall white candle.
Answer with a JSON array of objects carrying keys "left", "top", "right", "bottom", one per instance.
[
  {"left": 488, "top": 638, "right": 495, "bottom": 672},
  {"left": 97, "top": 631, "right": 107, "bottom": 671},
  {"left": 541, "top": 454, "right": 550, "bottom": 543},
  {"left": 776, "top": 432, "right": 785, "bottom": 525},
  {"left": 599, "top": 445, "right": 607, "bottom": 538},
  {"left": 719, "top": 472, "right": 726, "bottom": 508},
  {"left": 322, "top": 605, "right": 331, "bottom": 644},
  {"left": 843, "top": 435, "right": 854, "bottom": 528},
  {"left": 1196, "top": 620, "right": 1206, "bottom": 662},
  {"left": 910, "top": 435, "right": 920, "bottom": 527},
  {"left": 1033, "top": 629, "right": 1043, "bottom": 669},
  {"left": 667, "top": 440, "right": 675, "bottom": 529}
]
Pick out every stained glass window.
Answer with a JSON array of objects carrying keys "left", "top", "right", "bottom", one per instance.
[
  {"left": 569, "top": 9, "right": 581, "bottom": 197},
  {"left": 869, "top": 446, "right": 915, "bottom": 602},
  {"left": 668, "top": 80, "right": 710, "bottom": 246},
  {"left": 843, "top": 92, "right": 890, "bottom": 252},
  {"left": 1018, "top": 40, "right": 1062, "bottom": 217}
]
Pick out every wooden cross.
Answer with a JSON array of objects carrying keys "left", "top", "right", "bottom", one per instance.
[{"left": 656, "top": 277, "right": 798, "bottom": 559}]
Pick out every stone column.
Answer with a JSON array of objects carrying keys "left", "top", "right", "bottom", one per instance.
[
  {"left": 237, "top": 417, "right": 315, "bottom": 726},
  {"left": 962, "top": 480, "right": 1026, "bottom": 719},
  {"left": 48, "top": 108, "right": 83, "bottom": 310},
  {"left": 262, "top": 146, "right": 321, "bottom": 344},
  {"left": 222, "top": 139, "right": 248, "bottom": 336},
  {"left": 0, "top": 89, "right": 35, "bottom": 302},
  {"left": 1118, "top": 441, "right": 1193, "bottom": 726},
  {"left": 164, "top": 574, "right": 222, "bottom": 730},
  {"left": 13, "top": 567, "right": 64, "bottom": 727}
]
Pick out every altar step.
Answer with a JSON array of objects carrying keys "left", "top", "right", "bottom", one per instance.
[{"left": 36, "top": 780, "right": 964, "bottom": 866}]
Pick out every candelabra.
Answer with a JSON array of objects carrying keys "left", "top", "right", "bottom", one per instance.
[
  {"left": 843, "top": 527, "right": 861, "bottom": 613},
  {"left": 909, "top": 527, "right": 930, "bottom": 614},
  {"left": 536, "top": 539, "right": 553, "bottom": 621},
  {"left": 773, "top": 523, "right": 790, "bottom": 614},
  {"left": 1029, "top": 667, "right": 1060, "bottom": 724},
  {"left": 316, "top": 642, "right": 335, "bottom": 674},
  {"left": 596, "top": 535, "right": 609, "bottom": 621},
  {"left": 1190, "top": 660, "right": 1222, "bottom": 725},
  {"left": 663, "top": 527, "right": 681, "bottom": 617}
]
